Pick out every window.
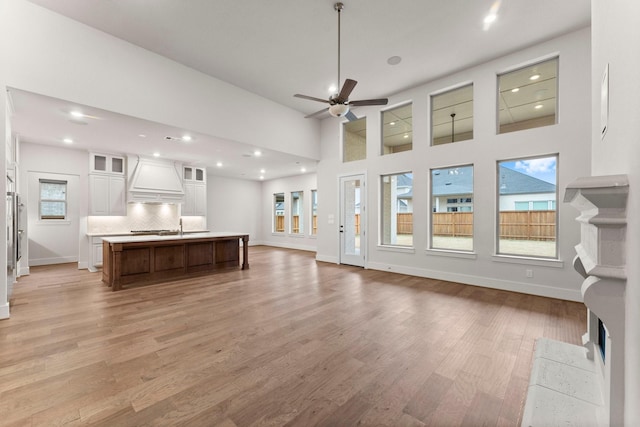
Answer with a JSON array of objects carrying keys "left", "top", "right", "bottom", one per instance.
[
  {"left": 40, "top": 179, "right": 67, "bottom": 220},
  {"left": 431, "top": 84, "right": 474, "bottom": 145},
  {"left": 343, "top": 117, "right": 366, "bottom": 162},
  {"left": 311, "top": 190, "right": 318, "bottom": 235},
  {"left": 273, "top": 193, "right": 285, "bottom": 233},
  {"left": 498, "top": 57, "right": 558, "bottom": 134},
  {"left": 498, "top": 155, "right": 558, "bottom": 258},
  {"left": 382, "top": 103, "right": 412, "bottom": 155},
  {"left": 431, "top": 165, "right": 474, "bottom": 251},
  {"left": 381, "top": 172, "right": 413, "bottom": 246},
  {"left": 291, "top": 191, "right": 303, "bottom": 234}
]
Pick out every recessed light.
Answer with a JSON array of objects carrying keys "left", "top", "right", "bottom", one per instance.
[
  {"left": 260, "top": 169, "right": 266, "bottom": 174},
  {"left": 534, "top": 104, "right": 543, "bottom": 109},
  {"left": 387, "top": 56, "right": 402, "bottom": 66},
  {"left": 254, "top": 150, "right": 262, "bottom": 156},
  {"left": 483, "top": 13, "right": 497, "bottom": 25},
  {"left": 138, "top": 134, "right": 147, "bottom": 138},
  {"left": 216, "top": 162, "right": 223, "bottom": 167},
  {"left": 529, "top": 74, "right": 541, "bottom": 81},
  {"left": 181, "top": 135, "right": 192, "bottom": 142},
  {"left": 403, "top": 134, "right": 409, "bottom": 139},
  {"left": 511, "top": 88, "right": 520, "bottom": 93},
  {"left": 153, "top": 152, "right": 160, "bottom": 157},
  {"left": 300, "top": 167, "right": 307, "bottom": 173},
  {"left": 389, "top": 121, "right": 396, "bottom": 126},
  {"left": 70, "top": 111, "right": 84, "bottom": 118},
  {"left": 259, "top": 176, "right": 264, "bottom": 180},
  {"left": 63, "top": 138, "right": 73, "bottom": 144}
]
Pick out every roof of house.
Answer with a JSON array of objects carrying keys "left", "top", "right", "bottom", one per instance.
[{"left": 393, "top": 166, "right": 556, "bottom": 198}]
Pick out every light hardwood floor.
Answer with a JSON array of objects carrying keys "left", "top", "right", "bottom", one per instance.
[{"left": 0, "top": 246, "right": 585, "bottom": 426}]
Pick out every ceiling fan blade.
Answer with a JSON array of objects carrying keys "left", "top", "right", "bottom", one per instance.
[
  {"left": 345, "top": 110, "right": 358, "bottom": 122},
  {"left": 336, "top": 79, "right": 358, "bottom": 103},
  {"left": 349, "top": 98, "right": 389, "bottom": 107},
  {"left": 304, "top": 107, "right": 329, "bottom": 119},
  {"left": 294, "top": 94, "right": 331, "bottom": 104}
]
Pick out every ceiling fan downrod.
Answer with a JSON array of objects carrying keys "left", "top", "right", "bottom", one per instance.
[{"left": 335, "top": 2, "right": 344, "bottom": 95}]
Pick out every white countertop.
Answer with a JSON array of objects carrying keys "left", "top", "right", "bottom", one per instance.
[
  {"left": 86, "top": 230, "right": 209, "bottom": 237},
  {"left": 101, "top": 232, "right": 249, "bottom": 244}
]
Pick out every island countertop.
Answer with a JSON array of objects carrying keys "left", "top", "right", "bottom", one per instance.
[{"left": 101, "top": 231, "right": 249, "bottom": 244}]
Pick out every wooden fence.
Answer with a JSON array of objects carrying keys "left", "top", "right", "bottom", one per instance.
[
  {"left": 499, "top": 210, "right": 556, "bottom": 241},
  {"left": 275, "top": 215, "right": 285, "bottom": 232},
  {"left": 432, "top": 212, "right": 473, "bottom": 237}
]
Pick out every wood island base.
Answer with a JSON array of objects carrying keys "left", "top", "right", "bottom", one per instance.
[{"left": 102, "top": 233, "right": 249, "bottom": 291}]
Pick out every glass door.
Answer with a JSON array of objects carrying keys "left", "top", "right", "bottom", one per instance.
[{"left": 339, "top": 174, "right": 365, "bottom": 267}]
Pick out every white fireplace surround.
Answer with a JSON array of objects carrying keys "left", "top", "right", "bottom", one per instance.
[{"left": 522, "top": 174, "right": 628, "bottom": 426}]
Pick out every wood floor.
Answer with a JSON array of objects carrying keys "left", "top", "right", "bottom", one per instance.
[{"left": 0, "top": 246, "right": 586, "bottom": 426}]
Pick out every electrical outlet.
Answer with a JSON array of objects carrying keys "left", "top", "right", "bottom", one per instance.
[{"left": 525, "top": 269, "right": 533, "bottom": 278}]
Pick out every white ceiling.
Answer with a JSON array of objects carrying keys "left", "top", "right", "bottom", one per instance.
[{"left": 14, "top": 0, "right": 590, "bottom": 180}]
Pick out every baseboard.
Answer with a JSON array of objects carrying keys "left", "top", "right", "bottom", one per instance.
[
  {"left": 78, "top": 261, "right": 89, "bottom": 270},
  {"left": 316, "top": 254, "right": 339, "bottom": 264},
  {"left": 0, "top": 302, "right": 9, "bottom": 320},
  {"left": 19, "top": 266, "right": 30, "bottom": 276},
  {"left": 366, "top": 261, "right": 583, "bottom": 302},
  {"left": 261, "top": 241, "right": 317, "bottom": 252},
  {"left": 29, "top": 256, "right": 78, "bottom": 266}
]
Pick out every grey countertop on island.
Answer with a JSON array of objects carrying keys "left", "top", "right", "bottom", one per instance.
[{"left": 101, "top": 231, "right": 249, "bottom": 244}]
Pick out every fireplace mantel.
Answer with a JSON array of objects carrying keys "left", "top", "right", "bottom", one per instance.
[{"left": 522, "top": 174, "right": 628, "bottom": 427}]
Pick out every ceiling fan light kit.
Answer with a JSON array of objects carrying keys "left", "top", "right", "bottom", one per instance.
[{"left": 294, "top": 2, "right": 388, "bottom": 121}]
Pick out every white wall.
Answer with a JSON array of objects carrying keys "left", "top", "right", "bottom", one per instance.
[
  {"left": 207, "top": 175, "right": 262, "bottom": 245},
  {"left": 20, "top": 143, "right": 89, "bottom": 269},
  {"left": 0, "top": 0, "right": 9, "bottom": 318},
  {"left": 591, "top": 1, "right": 640, "bottom": 423},
  {"left": 2, "top": 0, "right": 319, "bottom": 160},
  {"left": 317, "top": 28, "right": 591, "bottom": 301},
  {"left": 261, "top": 174, "right": 318, "bottom": 252}
]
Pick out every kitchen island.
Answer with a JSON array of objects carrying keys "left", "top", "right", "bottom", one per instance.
[{"left": 102, "top": 232, "right": 249, "bottom": 291}]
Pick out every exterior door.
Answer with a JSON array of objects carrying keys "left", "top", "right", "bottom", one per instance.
[{"left": 339, "top": 174, "right": 365, "bottom": 267}]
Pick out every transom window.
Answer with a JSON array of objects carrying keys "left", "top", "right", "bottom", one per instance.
[
  {"left": 431, "top": 84, "right": 474, "bottom": 145},
  {"left": 343, "top": 117, "right": 367, "bottom": 162},
  {"left": 381, "top": 103, "right": 412, "bottom": 155},
  {"left": 498, "top": 57, "right": 558, "bottom": 134}
]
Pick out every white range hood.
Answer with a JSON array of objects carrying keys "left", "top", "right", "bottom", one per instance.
[{"left": 128, "top": 157, "right": 184, "bottom": 203}]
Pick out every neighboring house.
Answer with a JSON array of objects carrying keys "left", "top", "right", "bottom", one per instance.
[
  {"left": 432, "top": 166, "right": 474, "bottom": 213},
  {"left": 498, "top": 166, "right": 556, "bottom": 211},
  {"left": 396, "top": 173, "right": 413, "bottom": 213}
]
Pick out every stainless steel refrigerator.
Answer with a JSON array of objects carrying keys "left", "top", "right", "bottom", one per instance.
[{"left": 6, "top": 191, "right": 21, "bottom": 297}]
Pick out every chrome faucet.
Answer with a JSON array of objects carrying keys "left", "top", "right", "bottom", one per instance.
[{"left": 179, "top": 218, "right": 183, "bottom": 236}]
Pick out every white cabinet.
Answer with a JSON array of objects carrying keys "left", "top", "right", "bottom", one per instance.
[
  {"left": 88, "top": 236, "right": 104, "bottom": 272},
  {"left": 182, "top": 166, "right": 206, "bottom": 216},
  {"left": 90, "top": 153, "right": 125, "bottom": 174},
  {"left": 89, "top": 174, "right": 126, "bottom": 216}
]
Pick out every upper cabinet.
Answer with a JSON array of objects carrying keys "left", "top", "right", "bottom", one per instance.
[
  {"left": 182, "top": 166, "right": 206, "bottom": 216},
  {"left": 89, "top": 152, "right": 126, "bottom": 216},
  {"left": 90, "top": 153, "right": 125, "bottom": 175}
]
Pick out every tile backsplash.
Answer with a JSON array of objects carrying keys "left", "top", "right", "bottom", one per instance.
[{"left": 87, "top": 204, "right": 206, "bottom": 234}]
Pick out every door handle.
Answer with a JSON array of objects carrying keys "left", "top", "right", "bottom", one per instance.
[{"left": 339, "top": 225, "right": 344, "bottom": 233}]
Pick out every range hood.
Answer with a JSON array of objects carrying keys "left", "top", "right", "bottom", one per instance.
[{"left": 128, "top": 157, "right": 184, "bottom": 203}]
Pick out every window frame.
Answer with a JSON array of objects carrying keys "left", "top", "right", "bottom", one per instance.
[
  {"left": 39, "top": 179, "right": 68, "bottom": 221},
  {"left": 430, "top": 82, "right": 474, "bottom": 146},
  {"left": 496, "top": 154, "right": 559, "bottom": 259},
  {"left": 273, "top": 192, "right": 285, "bottom": 234},
  {"left": 310, "top": 189, "right": 318, "bottom": 236},
  {"left": 380, "top": 171, "right": 413, "bottom": 248},
  {"left": 429, "top": 164, "right": 474, "bottom": 253}
]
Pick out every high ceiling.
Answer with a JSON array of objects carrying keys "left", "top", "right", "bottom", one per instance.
[{"left": 14, "top": 0, "right": 590, "bottom": 179}]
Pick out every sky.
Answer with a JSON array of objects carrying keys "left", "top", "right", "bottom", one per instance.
[{"left": 500, "top": 156, "right": 557, "bottom": 185}]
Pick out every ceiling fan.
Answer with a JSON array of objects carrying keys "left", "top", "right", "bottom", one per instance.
[{"left": 294, "top": 2, "right": 388, "bottom": 121}]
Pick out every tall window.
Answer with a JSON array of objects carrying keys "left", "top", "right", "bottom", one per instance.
[
  {"left": 382, "top": 103, "right": 412, "bottom": 155},
  {"left": 497, "top": 155, "right": 558, "bottom": 258},
  {"left": 40, "top": 179, "right": 67, "bottom": 220},
  {"left": 498, "top": 57, "right": 558, "bottom": 134},
  {"left": 311, "top": 190, "right": 318, "bottom": 235},
  {"left": 291, "top": 191, "right": 303, "bottom": 234},
  {"left": 381, "top": 172, "right": 413, "bottom": 246},
  {"left": 273, "top": 193, "right": 285, "bottom": 233},
  {"left": 343, "top": 117, "right": 366, "bottom": 162},
  {"left": 431, "top": 84, "right": 474, "bottom": 146},
  {"left": 431, "top": 165, "right": 474, "bottom": 251}
]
